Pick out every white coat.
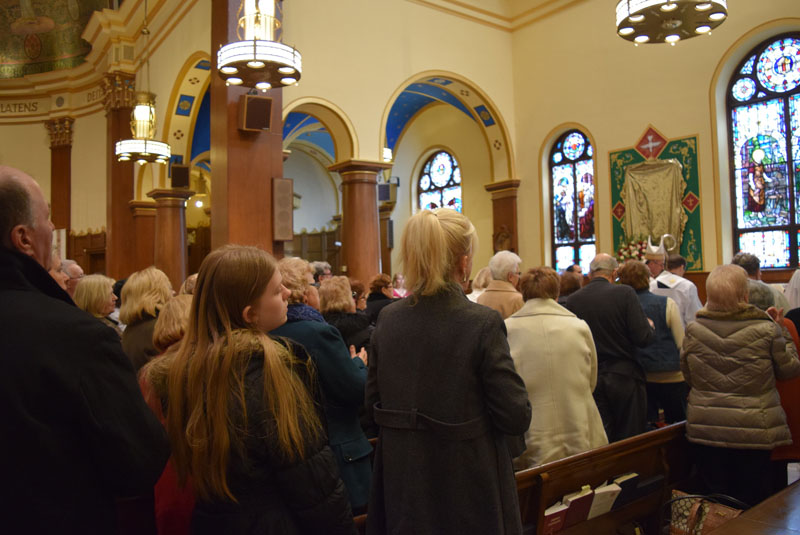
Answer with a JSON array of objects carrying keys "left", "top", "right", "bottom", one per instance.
[{"left": 505, "top": 298, "right": 608, "bottom": 469}]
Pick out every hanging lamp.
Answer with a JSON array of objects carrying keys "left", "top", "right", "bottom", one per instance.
[
  {"left": 615, "top": 0, "right": 728, "bottom": 46},
  {"left": 115, "top": 0, "right": 170, "bottom": 165},
  {"left": 217, "top": 0, "right": 302, "bottom": 91}
]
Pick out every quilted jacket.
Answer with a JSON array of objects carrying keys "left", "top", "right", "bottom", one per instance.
[{"left": 681, "top": 304, "right": 800, "bottom": 449}]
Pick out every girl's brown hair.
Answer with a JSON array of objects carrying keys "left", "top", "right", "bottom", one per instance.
[{"left": 165, "top": 245, "right": 320, "bottom": 502}]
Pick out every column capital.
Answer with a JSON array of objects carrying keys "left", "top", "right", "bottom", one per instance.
[
  {"left": 379, "top": 202, "right": 395, "bottom": 216},
  {"left": 484, "top": 179, "right": 521, "bottom": 199},
  {"left": 102, "top": 72, "right": 136, "bottom": 113},
  {"left": 147, "top": 188, "right": 195, "bottom": 205},
  {"left": 45, "top": 117, "right": 75, "bottom": 148},
  {"left": 129, "top": 199, "right": 157, "bottom": 216},
  {"left": 328, "top": 159, "right": 393, "bottom": 176}
]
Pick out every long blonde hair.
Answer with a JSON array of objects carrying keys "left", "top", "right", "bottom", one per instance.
[
  {"left": 401, "top": 209, "right": 477, "bottom": 296},
  {"left": 165, "top": 245, "right": 321, "bottom": 502},
  {"left": 119, "top": 266, "right": 173, "bottom": 324}
]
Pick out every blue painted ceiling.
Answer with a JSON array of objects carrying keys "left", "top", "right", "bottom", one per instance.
[{"left": 283, "top": 111, "right": 335, "bottom": 160}]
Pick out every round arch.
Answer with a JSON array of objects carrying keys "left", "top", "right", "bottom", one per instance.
[
  {"left": 282, "top": 97, "right": 358, "bottom": 163},
  {"left": 709, "top": 17, "right": 800, "bottom": 266},
  {"left": 135, "top": 50, "right": 211, "bottom": 200},
  {"left": 380, "top": 70, "right": 515, "bottom": 184}
]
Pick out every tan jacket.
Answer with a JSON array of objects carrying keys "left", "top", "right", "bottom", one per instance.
[
  {"left": 681, "top": 304, "right": 800, "bottom": 449},
  {"left": 477, "top": 280, "right": 524, "bottom": 319}
]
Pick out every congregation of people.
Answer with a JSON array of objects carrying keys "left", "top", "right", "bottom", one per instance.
[{"left": 4, "top": 163, "right": 800, "bottom": 534}]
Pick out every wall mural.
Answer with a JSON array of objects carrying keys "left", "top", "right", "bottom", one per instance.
[
  {"left": 0, "top": 0, "right": 108, "bottom": 79},
  {"left": 610, "top": 126, "right": 703, "bottom": 271}
]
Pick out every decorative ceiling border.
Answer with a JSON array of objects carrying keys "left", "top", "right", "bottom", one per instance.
[{"left": 407, "top": 0, "right": 590, "bottom": 32}]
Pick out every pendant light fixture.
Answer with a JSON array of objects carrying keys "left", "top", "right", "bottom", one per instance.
[{"left": 615, "top": 0, "right": 728, "bottom": 46}]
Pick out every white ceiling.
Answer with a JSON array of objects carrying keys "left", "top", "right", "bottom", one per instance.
[{"left": 409, "top": 0, "right": 591, "bottom": 31}]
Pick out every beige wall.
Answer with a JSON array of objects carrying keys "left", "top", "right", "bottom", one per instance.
[
  {"left": 0, "top": 123, "right": 50, "bottom": 199},
  {"left": 284, "top": 149, "right": 340, "bottom": 233},
  {"left": 390, "top": 103, "right": 494, "bottom": 277},
  {"left": 71, "top": 111, "right": 107, "bottom": 233}
]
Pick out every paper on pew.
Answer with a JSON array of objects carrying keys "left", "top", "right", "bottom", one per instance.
[{"left": 587, "top": 483, "right": 622, "bottom": 519}]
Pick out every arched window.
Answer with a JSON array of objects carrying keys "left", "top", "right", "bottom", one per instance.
[
  {"left": 418, "top": 150, "right": 462, "bottom": 212},
  {"left": 550, "top": 129, "right": 595, "bottom": 272},
  {"left": 728, "top": 33, "right": 800, "bottom": 268}
]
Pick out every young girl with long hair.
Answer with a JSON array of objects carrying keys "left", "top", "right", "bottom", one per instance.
[{"left": 165, "top": 245, "right": 355, "bottom": 534}]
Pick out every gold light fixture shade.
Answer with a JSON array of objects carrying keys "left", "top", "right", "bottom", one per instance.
[
  {"left": 217, "top": 0, "right": 302, "bottom": 91},
  {"left": 115, "top": 92, "right": 171, "bottom": 165},
  {"left": 615, "top": 0, "right": 727, "bottom": 45}
]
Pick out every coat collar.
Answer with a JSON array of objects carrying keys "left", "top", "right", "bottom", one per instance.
[
  {"left": 0, "top": 247, "right": 74, "bottom": 306},
  {"left": 696, "top": 303, "right": 771, "bottom": 322},
  {"left": 509, "top": 297, "right": 576, "bottom": 319},
  {"left": 485, "top": 279, "right": 520, "bottom": 293}
]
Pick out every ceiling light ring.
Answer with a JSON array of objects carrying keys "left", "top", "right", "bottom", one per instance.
[{"left": 616, "top": 0, "right": 727, "bottom": 44}]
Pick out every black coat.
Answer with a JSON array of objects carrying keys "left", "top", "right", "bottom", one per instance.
[
  {"left": 192, "top": 337, "right": 356, "bottom": 535},
  {"left": 324, "top": 310, "right": 373, "bottom": 354},
  {"left": 365, "top": 285, "right": 531, "bottom": 535},
  {"left": 365, "top": 293, "right": 394, "bottom": 325},
  {"left": 0, "top": 248, "right": 170, "bottom": 534}
]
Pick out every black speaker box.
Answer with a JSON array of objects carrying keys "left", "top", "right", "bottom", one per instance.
[
  {"left": 171, "top": 164, "right": 190, "bottom": 188},
  {"left": 238, "top": 95, "right": 272, "bottom": 132}
]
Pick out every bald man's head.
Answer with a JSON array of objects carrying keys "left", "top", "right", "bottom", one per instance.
[{"left": 0, "top": 166, "right": 53, "bottom": 269}]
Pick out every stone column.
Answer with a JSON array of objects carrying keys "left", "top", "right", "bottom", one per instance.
[
  {"left": 102, "top": 72, "right": 137, "bottom": 279},
  {"left": 210, "top": 0, "right": 284, "bottom": 254},
  {"left": 45, "top": 117, "right": 75, "bottom": 252},
  {"left": 146, "top": 188, "right": 194, "bottom": 290},
  {"left": 327, "top": 160, "right": 392, "bottom": 283},
  {"left": 484, "top": 179, "right": 521, "bottom": 254},
  {"left": 128, "top": 200, "right": 156, "bottom": 271},
  {"left": 379, "top": 201, "right": 395, "bottom": 276}
]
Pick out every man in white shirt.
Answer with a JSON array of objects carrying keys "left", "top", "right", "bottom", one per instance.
[{"left": 650, "top": 254, "right": 703, "bottom": 327}]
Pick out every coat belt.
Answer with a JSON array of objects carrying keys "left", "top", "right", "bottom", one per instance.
[{"left": 373, "top": 403, "right": 491, "bottom": 440}]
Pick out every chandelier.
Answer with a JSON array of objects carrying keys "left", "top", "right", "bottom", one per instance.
[
  {"left": 115, "top": 0, "right": 170, "bottom": 165},
  {"left": 615, "top": 0, "right": 728, "bottom": 45},
  {"left": 217, "top": 0, "right": 302, "bottom": 91}
]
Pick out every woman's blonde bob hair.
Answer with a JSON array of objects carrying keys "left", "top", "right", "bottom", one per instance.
[
  {"left": 152, "top": 294, "right": 193, "bottom": 353},
  {"left": 73, "top": 274, "right": 115, "bottom": 318},
  {"left": 401, "top": 208, "right": 477, "bottom": 296},
  {"left": 166, "top": 245, "right": 320, "bottom": 502},
  {"left": 319, "top": 276, "right": 354, "bottom": 314},
  {"left": 119, "top": 266, "right": 173, "bottom": 325},
  {"left": 278, "top": 257, "right": 312, "bottom": 304},
  {"left": 706, "top": 264, "right": 749, "bottom": 312}
]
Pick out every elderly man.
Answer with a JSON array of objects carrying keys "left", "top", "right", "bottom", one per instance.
[
  {"left": 650, "top": 254, "right": 703, "bottom": 327},
  {"left": 477, "top": 250, "right": 524, "bottom": 319},
  {"left": 566, "top": 253, "right": 655, "bottom": 442},
  {"left": 732, "top": 252, "right": 791, "bottom": 312},
  {"left": 62, "top": 258, "right": 84, "bottom": 298},
  {"left": 0, "top": 166, "right": 169, "bottom": 534}
]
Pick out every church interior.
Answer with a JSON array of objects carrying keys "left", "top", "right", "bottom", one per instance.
[{"left": 0, "top": 0, "right": 797, "bottom": 288}]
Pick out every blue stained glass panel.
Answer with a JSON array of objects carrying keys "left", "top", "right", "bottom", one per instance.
[
  {"left": 552, "top": 164, "right": 575, "bottom": 243},
  {"left": 741, "top": 54, "right": 756, "bottom": 75},
  {"left": 575, "top": 159, "right": 595, "bottom": 240},
  {"left": 757, "top": 38, "right": 800, "bottom": 94},
  {"left": 419, "top": 190, "right": 441, "bottom": 210},
  {"left": 792, "top": 95, "right": 800, "bottom": 223},
  {"left": 587, "top": 145, "right": 593, "bottom": 157},
  {"left": 732, "top": 78, "right": 756, "bottom": 102},
  {"left": 758, "top": 92, "right": 767, "bottom": 98},
  {"left": 429, "top": 152, "right": 452, "bottom": 187},
  {"left": 553, "top": 152, "right": 563, "bottom": 164},
  {"left": 731, "top": 99, "right": 790, "bottom": 228},
  {"left": 739, "top": 230, "right": 790, "bottom": 268},
  {"left": 578, "top": 244, "right": 596, "bottom": 273},
  {"left": 453, "top": 167, "right": 461, "bottom": 184},
  {"left": 563, "top": 132, "right": 585, "bottom": 160},
  {"left": 442, "top": 186, "right": 462, "bottom": 212},
  {"left": 555, "top": 246, "right": 576, "bottom": 272}
]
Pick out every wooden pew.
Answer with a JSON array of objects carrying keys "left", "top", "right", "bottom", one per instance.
[
  {"left": 516, "top": 421, "right": 692, "bottom": 534},
  {"left": 353, "top": 422, "right": 691, "bottom": 535}
]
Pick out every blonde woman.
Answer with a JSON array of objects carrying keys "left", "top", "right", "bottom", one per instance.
[
  {"left": 166, "top": 245, "right": 354, "bottom": 534},
  {"left": 466, "top": 266, "right": 492, "bottom": 303},
  {"left": 366, "top": 209, "right": 531, "bottom": 535},
  {"left": 271, "top": 259, "right": 371, "bottom": 512},
  {"left": 120, "top": 266, "right": 173, "bottom": 372},
  {"left": 320, "top": 276, "right": 372, "bottom": 355},
  {"left": 74, "top": 274, "right": 122, "bottom": 337}
]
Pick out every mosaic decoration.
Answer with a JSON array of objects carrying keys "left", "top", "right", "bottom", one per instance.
[
  {"left": 0, "top": 0, "right": 108, "bottom": 79},
  {"left": 728, "top": 33, "right": 800, "bottom": 268},
  {"left": 550, "top": 130, "right": 594, "bottom": 269},
  {"left": 176, "top": 94, "right": 195, "bottom": 117},
  {"left": 194, "top": 59, "right": 211, "bottom": 70},
  {"left": 474, "top": 105, "right": 495, "bottom": 127},
  {"left": 418, "top": 151, "right": 461, "bottom": 212},
  {"left": 610, "top": 131, "right": 703, "bottom": 271}
]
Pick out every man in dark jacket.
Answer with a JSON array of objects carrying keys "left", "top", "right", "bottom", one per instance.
[
  {"left": 566, "top": 253, "right": 655, "bottom": 442},
  {"left": 0, "top": 166, "right": 170, "bottom": 534}
]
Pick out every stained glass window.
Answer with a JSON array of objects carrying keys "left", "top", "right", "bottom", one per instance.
[
  {"left": 729, "top": 33, "right": 800, "bottom": 269},
  {"left": 418, "top": 151, "right": 461, "bottom": 212},
  {"left": 550, "top": 129, "right": 595, "bottom": 270}
]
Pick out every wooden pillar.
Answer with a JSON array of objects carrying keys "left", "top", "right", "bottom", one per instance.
[
  {"left": 327, "top": 160, "right": 392, "bottom": 283},
  {"left": 210, "top": 0, "right": 284, "bottom": 254},
  {"left": 102, "top": 72, "right": 137, "bottom": 279},
  {"left": 379, "top": 201, "right": 395, "bottom": 276},
  {"left": 484, "top": 179, "right": 521, "bottom": 254},
  {"left": 146, "top": 188, "right": 194, "bottom": 290},
  {"left": 45, "top": 117, "right": 74, "bottom": 254},
  {"left": 129, "top": 200, "right": 156, "bottom": 271}
]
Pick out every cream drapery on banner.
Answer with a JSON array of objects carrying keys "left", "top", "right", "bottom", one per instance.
[{"left": 621, "top": 159, "right": 687, "bottom": 250}]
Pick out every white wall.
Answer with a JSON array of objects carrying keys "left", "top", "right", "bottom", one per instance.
[{"left": 284, "top": 149, "right": 340, "bottom": 232}]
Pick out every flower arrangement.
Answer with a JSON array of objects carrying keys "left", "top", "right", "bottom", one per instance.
[{"left": 616, "top": 237, "right": 648, "bottom": 264}]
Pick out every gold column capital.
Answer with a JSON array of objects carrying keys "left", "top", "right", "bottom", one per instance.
[
  {"left": 45, "top": 117, "right": 75, "bottom": 148},
  {"left": 102, "top": 72, "right": 136, "bottom": 113}
]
